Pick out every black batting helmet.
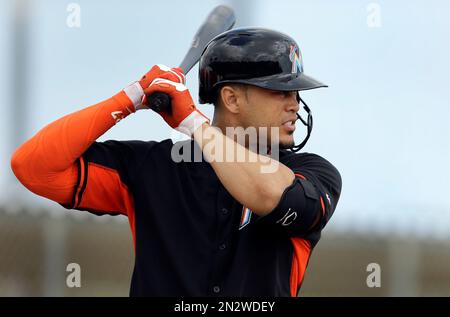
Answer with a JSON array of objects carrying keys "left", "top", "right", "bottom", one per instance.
[
  {"left": 198, "top": 27, "right": 327, "bottom": 152},
  {"left": 198, "top": 27, "right": 327, "bottom": 104}
]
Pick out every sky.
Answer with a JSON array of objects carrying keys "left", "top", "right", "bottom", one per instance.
[{"left": 1, "top": 0, "right": 449, "bottom": 238}]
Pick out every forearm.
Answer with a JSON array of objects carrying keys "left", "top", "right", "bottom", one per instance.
[
  {"left": 10, "top": 90, "right": 135, "bottom": 203},
  {"left": 193, "top": 123, "right": 295, "bottom": 216},
  {"left": 10, "top": 65, "right": 185, "bottom": 204}
]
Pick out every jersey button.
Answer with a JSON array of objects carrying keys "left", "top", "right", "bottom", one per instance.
[
  {"left": 213, "top": 286, "right": 221, "bottom": 294},
  {"left": 219, "top": 243, "right": 227, "bottom": 251},
  {"left": 221, "top": 208, "right": 230, "bottom": 215}
]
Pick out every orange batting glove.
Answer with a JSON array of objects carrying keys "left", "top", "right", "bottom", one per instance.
[
  {"left": 123, "top": 64, "right": 185, "bottom": 111},
  {"left": 144, "top": 76, "right": 209, "bottom": 136}
]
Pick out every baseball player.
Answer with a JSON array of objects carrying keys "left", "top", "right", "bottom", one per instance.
[{"left": 11, "top": 28, "right": 342, "bottom": 297}]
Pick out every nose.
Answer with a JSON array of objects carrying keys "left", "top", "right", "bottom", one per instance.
[{"left": 286, "top": 92, "right": 300, "bottom": 113}]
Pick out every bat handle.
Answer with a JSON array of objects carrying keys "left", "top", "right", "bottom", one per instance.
[{"left": 148, "top": 92, "right": 172, "bottom": 114}]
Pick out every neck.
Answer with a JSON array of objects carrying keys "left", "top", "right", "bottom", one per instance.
[
  {"left": 212, "top": 112, "right": 265, "bottom": 151},
  {"left": 211, "top": 111, "right": 236, "bottom": 134}
]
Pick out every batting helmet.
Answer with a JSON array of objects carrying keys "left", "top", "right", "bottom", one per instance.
[
  {"left": 198, "top": 27, "right": 327, "bottom": 104},
  {"left": 198, "top": 27, "right": 327, "bottom": 152}
]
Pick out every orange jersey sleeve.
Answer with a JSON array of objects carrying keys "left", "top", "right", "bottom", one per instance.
[{"left": 10, "top": 91, "right": 136, "bottom": 210}]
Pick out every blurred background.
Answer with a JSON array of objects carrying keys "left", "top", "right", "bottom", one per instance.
[{"left": 1, "top": 0, "right": 449, "bottom": 296}]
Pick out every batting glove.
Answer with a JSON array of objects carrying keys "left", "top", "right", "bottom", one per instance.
[
  {"left": 123, "top": 64, "right": 185, "bottom": 111},
  {"left": 144, "top": 76, "right": 209, "bottom": 136}
]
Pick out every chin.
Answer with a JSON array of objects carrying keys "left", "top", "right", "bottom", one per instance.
[{"left": 279, "top": 137, "right": 295, "bottom": 149}]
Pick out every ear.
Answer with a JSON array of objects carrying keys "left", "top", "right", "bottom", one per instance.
[{"left": 219, "top": 85, "right": 245, "bottom": 114}]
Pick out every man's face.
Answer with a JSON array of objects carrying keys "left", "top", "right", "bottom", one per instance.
[{"left": 237, "top": 85, "right": 300, "bottom": 149}]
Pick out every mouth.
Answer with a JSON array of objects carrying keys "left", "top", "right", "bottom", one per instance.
[{"left": 281, "top": 118, "right": 296, "bottom": 133}]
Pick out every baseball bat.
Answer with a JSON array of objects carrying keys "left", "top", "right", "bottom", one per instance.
[{"left": 148, "top": 5, "right": 236, "bottom": 114}]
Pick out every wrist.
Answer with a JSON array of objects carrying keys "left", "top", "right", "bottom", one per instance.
[
  {"left": 112, "top": 90, "right": 138, "bottom": 114},
  {"left": 123, "top": 81, "right": 146, "bottom": 111},
  {"left": 176, "top": 111, "right": 210, "bottom": 137}
]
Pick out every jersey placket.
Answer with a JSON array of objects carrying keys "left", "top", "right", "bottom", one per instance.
[{"left": 208, "top": 183, "right": 237, "bottom": 296}]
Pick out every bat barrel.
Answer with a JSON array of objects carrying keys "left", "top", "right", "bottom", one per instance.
[{"left": 148, "top": 5, "right": 235, "bottom": 113}]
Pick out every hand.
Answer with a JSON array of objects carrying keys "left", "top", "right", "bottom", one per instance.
[
  {"left": 123, "top": 64, "right": 185, "bottom": 111},
  {"left": 144, "top": 77, "right": 209, "bottom": 136},
  {"left": 139, "top": 65, "right": 185, "bottom": 91}
]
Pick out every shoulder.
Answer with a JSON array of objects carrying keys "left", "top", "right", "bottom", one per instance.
[
  {"left": 101, "top": 138, "right": 174, "bottom": 149},
  {"left": 88, "top": 138, "right": 174, "bottom": 155},
  {"left": 280, "top": 150, "right": 340, "bottom": 173},
  {"left": 86, "top": 138, "right": 205, "bottom": 163},
  {"left": 280, "top": 150, "right": 342, "bottom": 193},
  {"left": 82, "top": 139, "right": 176, "bottom": 170}
]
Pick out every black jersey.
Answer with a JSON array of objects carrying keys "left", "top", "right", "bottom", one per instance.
[{"left": 61, "top": 139, "right": 342, "bottom": 297}]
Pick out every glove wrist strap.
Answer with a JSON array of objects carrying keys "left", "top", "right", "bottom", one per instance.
[
  {"left": 176, "top": 111, "right": 209, "bottom": 137},
  {"left": 123, "top": 82, "right": 145, "bottom": 111}
]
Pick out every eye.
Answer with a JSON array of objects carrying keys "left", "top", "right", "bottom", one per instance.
[
  {"left": 270, "top": 90, "right": 283, "bottom": 95},
  {"left": 269, "top": 90, "right": 296, "bottom": 100},
  {"left": 287, "top": 91, "right": 297, "bottom": 98},
  {"left": 270, "top": 90, "right": 287, "bottom": 98},
  {"left": 280, "top": 91, "right": 297, "bottom": 100}
]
